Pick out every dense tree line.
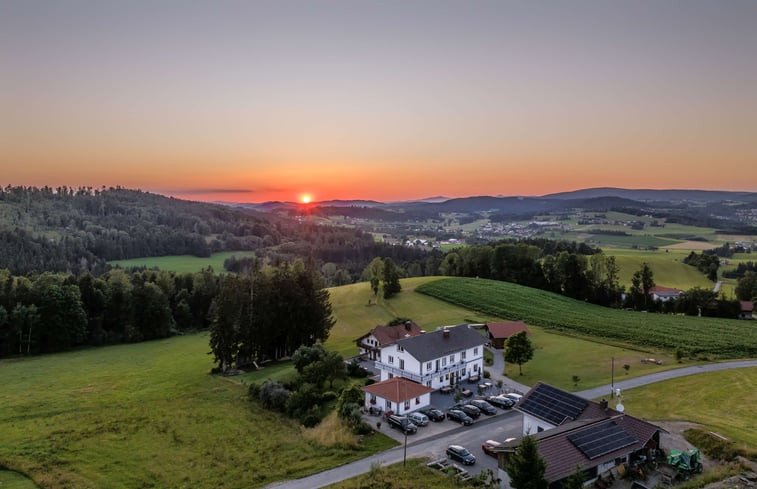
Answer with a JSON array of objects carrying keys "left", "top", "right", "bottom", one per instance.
[
  {"left": 722, "top": 261, "right": 756, "bottom": 279},
  {"left": 0, "top": 267, "right": 219, "bottom": 357},
  {"left": 435, "top": 240, "right": 623, "bottom": 307},
  {"left": 208, "top": 259, "right": 335, "bottom": 371},
  {"left": 683, "top": 251, "right": 720, "bottom": 281}
]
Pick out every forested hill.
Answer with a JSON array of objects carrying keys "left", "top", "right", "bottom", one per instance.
[{"left": 0, "top": 186, "right": 435, "bottom": 276}]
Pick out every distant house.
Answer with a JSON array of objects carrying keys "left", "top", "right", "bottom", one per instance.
[
  {"left": 356, "top": 321, "right": 423, "bottom": 360},
  {"left": 374, "top": 324, "right": 488, "bottom": 390},
  {"left": 485, "top": 321, "right": 530, "bottom": 349},
  {"left": 361, "top": 377, "right": 433, "bottom": 414},
  {"left": 740, "top": 301, "right": 754, "bottom": 320},
  {"left": 497, "top": 383, "right": 662, "bottom": 489},
  {"left": 650, "top": 285, "right": 683, "bottom": 302}
]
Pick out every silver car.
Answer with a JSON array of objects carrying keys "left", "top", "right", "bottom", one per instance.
[{"left": 407, "top": 412, "right": 429, "bottom": 426}]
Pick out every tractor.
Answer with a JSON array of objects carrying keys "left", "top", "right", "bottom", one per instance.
[{"left": 666, "top": 448, "right": 704, "bottom": 479}]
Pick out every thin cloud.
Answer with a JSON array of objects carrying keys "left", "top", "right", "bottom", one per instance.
[{"left": 163, "top": 188, "right": 256, "bottom": 195}]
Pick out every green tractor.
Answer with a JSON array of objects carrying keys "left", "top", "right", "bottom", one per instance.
[{"left": 666, "top": 448, "right": 704, "bottom": 479}]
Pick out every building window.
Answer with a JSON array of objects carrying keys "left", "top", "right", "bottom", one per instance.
[
  {"left": 426, "top": 362, "right": 432, "bottom": 371},
  {"left": 399, "top": 359, "right": 405, "bottom": 370},
  {"left": 442, "top": 357, "right": 447, "bottom": 367},
  {"left": 445, "top": 374, "right": 449, "bottom": 380},
  {"left": 398, "top": 345, "right": 404, "bottom": 352},
  {"left": 415, "top": 397, "right": 421, "bottom": 405},
  {"left": 474, "top": 364, "right": 479, "bottom": 371},
  {"left": 461, "top": 351, "right": 467, "bottom": 360},
  {"left": 426, "top": 381, "right": 432, "bottom": 387},
  {"left": 370, "top": 394, "right": 376, "bottom": 404},
  {"left": 388, "top": 373, "right": 393, "bottom": 378},
  {"left": 404, "top": 400, "right": 410, "bottom": 410},
  {"left": 386, "top": 400, "right": 392, "bottom": 409},
  {"left": 449, "top": 354, "right": 455, "bottom": 363},
  {"left": 474, "top": 347, "right": 479, "bottom": 355},
  {"left": 439, "top": 376, "right": 443, "bottom": 382},
  {"left": 537, "top": 426, "right": 544, "bottom": 433},
  {"left": 388, "top": 355, "right": 394, "bottom": 364}
]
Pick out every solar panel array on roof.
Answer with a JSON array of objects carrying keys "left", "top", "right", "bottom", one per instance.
[
  {"left": 519, "top": 383, "right": 589, "bottom": 426},
  {"left": 567, "top": 421, "right": 638, "bottom": 460}
]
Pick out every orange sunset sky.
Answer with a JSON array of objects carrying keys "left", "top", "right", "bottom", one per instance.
[{"left": 1, "top": 1, "right": 756, "bottom": 203}]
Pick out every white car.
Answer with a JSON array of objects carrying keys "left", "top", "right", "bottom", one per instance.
[
  {"left": 407, "top": 412, "right": 429, "bottom": 426},
  {"left": 504, "top": 393, "right": 523, "bottom": 403}
]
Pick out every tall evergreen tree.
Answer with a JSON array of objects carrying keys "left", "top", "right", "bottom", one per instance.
[{"left": 506, "top": 435, "right": 548, "bottom": 489}]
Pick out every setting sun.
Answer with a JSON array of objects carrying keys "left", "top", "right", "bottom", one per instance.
[{"left": 301, "top": 194, "right": 311, "bottom": 204}]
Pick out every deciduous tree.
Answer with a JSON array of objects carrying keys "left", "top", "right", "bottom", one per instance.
[{"left": 505, "top": 331, "right": 534, "bottom": 376}]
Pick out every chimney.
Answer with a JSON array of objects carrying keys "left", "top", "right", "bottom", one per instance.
[
  {"left": 442, "top": 328, "right": 450, "bottom": 338},
  {"left": 405, "top": 321, "right": 412, "bottom": 331},
  {"left": 599, "top": 399, "right": 608, "bottom": 410}
]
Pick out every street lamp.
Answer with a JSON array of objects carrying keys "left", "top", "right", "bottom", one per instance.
[{"left": 611, "top": 356, "right": 615, "bottom": 398}]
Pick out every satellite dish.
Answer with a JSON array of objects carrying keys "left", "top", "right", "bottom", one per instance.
[{"left": 616, "top": 403, "right": 625, "bottom": 412}]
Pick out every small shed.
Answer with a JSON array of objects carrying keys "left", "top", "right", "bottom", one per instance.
[
  {"left": 485, "top": 321, "right": 530, "bottom": 349},
  {"left": 740, "top": 301, "right": 754, "bottom": 320}
]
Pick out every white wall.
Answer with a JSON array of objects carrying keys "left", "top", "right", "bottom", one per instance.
[
  {"left": 363, "top": 391, "right": 430, "bottom": 415},
  {"left": 522, "top": 413, "right": 555, "bottom": 436}
]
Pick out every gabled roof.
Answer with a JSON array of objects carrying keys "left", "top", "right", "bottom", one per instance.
[
  {"left": 516, "top": 382, "right": 590, "bottom": 426},
  {"left": 486, "top": 321, "right": 530, "bottom": 339},
  {"left": 650, "top": 285, "right": 683, "bottom": 297},
  {"left": 537, "top": 415, "right": 659, "bottom": 481},
  {"left": 503, "top": 385, "right": 662, "bottom": 482},
  {"left": 394, "top": 325, "right": 487, "bottom": 363},
  {"left": 741, "top": 301, "right": 754, "bottom": 312},
  {"left": 361, "top": 377, "right": 433, "bottom": 403},
  {"left": 370, "top": 322, "right": 423, "bottom": 346}
]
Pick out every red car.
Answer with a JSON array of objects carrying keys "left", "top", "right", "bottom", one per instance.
[{"left": 482, "top": 439, "right": 502, "bottom": 457}]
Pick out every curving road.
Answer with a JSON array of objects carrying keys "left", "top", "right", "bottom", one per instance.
[{"left": 264, "top": 359, "right": 757, "bottom": 489}]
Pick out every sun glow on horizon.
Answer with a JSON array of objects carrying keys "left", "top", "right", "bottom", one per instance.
[{"left": 301, "top": 194, "right": 312, "bottom": 204}]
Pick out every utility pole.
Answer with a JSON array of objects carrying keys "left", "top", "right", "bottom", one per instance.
[
  {"left": 611, "top": 356, "right": 615, "bottom": 398},
  {"left": 403, "top": 429, "right": 408, "bottom": 466}
]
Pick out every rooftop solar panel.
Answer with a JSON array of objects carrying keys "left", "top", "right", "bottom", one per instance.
[
  {"left": 567, "top": 421, "right": 638, "bottom": 460},
  {"left": 519, "top": 384, "right": 589, "bottom": 426}
]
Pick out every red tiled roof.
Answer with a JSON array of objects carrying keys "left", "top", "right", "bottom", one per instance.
[
  {"left": 650, "top": 286, "right": 683, "bottom": 294},
  {"left": 370, "top": 322, "right": 423, "bottom": 346},
  {"left": 361, "top": 377, "right": 433, "bottom": 403},
  {"left": 486, "top": 321, "right": 530, "bottom": 339},
  {"left": 741, "top": 301, "right": 754, "bottom": 312}
]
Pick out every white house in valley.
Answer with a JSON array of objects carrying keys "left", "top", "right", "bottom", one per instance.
[{"left": 374, "top": 324, "right": 487, "bottom": 390}]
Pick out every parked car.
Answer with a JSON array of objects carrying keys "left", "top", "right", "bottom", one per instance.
[
  {"left": 453, "top": 403, "right": 481, "bottom": 419},
  {"left": 407, "top": 412, "right": 429, "bottom": 427},
  {"left": 386, "top": 415, "right": 418, "bottom": 434},
  {"left": 481, "top": 439, "right": 502, "bottom": 457},
  {"left": 469, "top": 399, "right": 497, "bottom": 415},
  {"left": 446, "top": 445, "right": 476, "bottom": 465},
  {"left": 504, "top": 393, "right": 523, "bottom": 403},
  {"left": 486, "top": 395, "right": 515, "bottom": 409},
  {"left": 446, "top": 409, "right": 473, "bottom": 425},
  {"left": 419, "top": 406, "right": 445, "bottom": 422}
]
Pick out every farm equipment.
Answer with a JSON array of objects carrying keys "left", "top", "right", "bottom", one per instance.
[{"left": 666, "top": 448, "right": 704, "bottom": 479}]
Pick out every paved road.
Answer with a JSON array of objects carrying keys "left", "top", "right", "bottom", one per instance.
[
  {"left": 264, "top": 411, "right": 523, "bottom": 489},
  {"left": 265, "top": 359, "right": 757, "bottom": 489},
  {"left": 486, "top": 346, "right": 530, "bottom": 394},
  {"left": 576, "top": 359, "right": 757, "bottom": 400}
]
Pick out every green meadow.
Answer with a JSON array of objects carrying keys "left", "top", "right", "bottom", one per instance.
[
  {"left": 606, "top": 248, "right": 715, "bottom": 291},
  {"left": 0, "top": 334, "right": 394, "bottom": 489},
  {"left": 108, "top": 251, "right": 257, "bottom": 273},
  {"left": 417, "top": 278, "right": 757, "bottom": 357},
  {"left": 623, "top": 367, "right": 757, "bottom": 447}
]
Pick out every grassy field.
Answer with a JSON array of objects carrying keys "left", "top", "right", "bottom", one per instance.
[
  {"left": 325, "top": 277, "right": 497, "bottom": 357},
  {"left": 0, "top": 471, "right": 39, "bottom": 489},
  {"left": 108, "top": 251, "right": 257, "bottom": 273},
  {"left": 606, "top": 249, "right": 715, "bottom": 290},
  {"left": 417, "top": 278, "right": 757, "bottom": 357},
  {"left": 623, "top": 367, "right": 757, "bottom": 447},
  {"left": 0, "top": 334, "right": 395, "bottom": 489},
  {"left": 507, "top": 327, "right": 678, "bottom": 392},
  {"left": 325, "top": 459, "right": 464, "bottom": 489}
]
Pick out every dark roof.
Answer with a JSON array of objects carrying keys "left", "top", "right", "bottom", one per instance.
[
  {"left": 395, "top": 325, "right": 487, "bottom": 363},
  {"left": 536, "top": 415, "right": 660, "bottom": 481},
  {"left": 361, "top": 377, "right": 433, "bottom": 403},
  {"left": 516, "top": 382, "right": 590, "bottom": 426},
  {"left": 486, "top": 321, "right": 530, "bottom": 339},
  {"left": 356, "top": 322, "right": 423, "bottom": 347}
]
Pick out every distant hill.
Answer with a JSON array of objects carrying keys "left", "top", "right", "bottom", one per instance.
[{"left": 544, "top": 187, "right": 757, "bottom": 203}]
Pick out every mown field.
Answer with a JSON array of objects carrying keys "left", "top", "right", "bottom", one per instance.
[
  {"left": 108, "top": 250, "right": 257, "bottom": 273},
  {"left": 623, "top": 367, "right": 757, "bottom": 447},
  {"left": 0, "top": 470, "right": 39, "bottom": 489},
  {"left": 417, "top": 278, "right": 757, "bottom": 357},
  {"left": 0, "top": 334, "right": 394, "bottom": 489},
  {"left": 606, "top": 248, "right": 715, "bottom": 291}
]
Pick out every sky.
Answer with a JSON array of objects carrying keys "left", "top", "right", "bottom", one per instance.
[{"left": 1, "top": 1, "right": 756, "bottom": 203}]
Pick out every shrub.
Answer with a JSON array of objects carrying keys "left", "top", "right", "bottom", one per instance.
[
  {"left": 259, "top": 380, "right": 291, "bottom": 412},
  {"left": 339, "top": 402, "right": 363, "bottom": 426},
  {"left": 483, "top": 369, "right": 491, "bottom": 379},
  {"left": 347, "top": 359, "right": 369, "bottom": 378},
  {"left": 355, "top": 421, "right": 374, "bottom": 435},
  {"left": 683, "top": 428, "right": 756, "bottom": 461},
  {"left": 364, "top": 378, "right": 376, "bottom": 386},
  {"left": 321, "top": 391, "right": 338, "bottom": 402},
  {"left": 247, "top": 382, "right": 261, "bottom": 401}
]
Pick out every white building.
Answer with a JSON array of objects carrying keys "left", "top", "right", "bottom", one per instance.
[
  {"left": 361, "top": 377, "right": 433, "bottom": 415},
  {"left": 374, "top": 324, "right": 487, "bottom": 390}
]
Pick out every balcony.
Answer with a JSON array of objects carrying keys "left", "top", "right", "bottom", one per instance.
[{"left": 374, "top": 359, "right": 474, "bottom": 384}]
